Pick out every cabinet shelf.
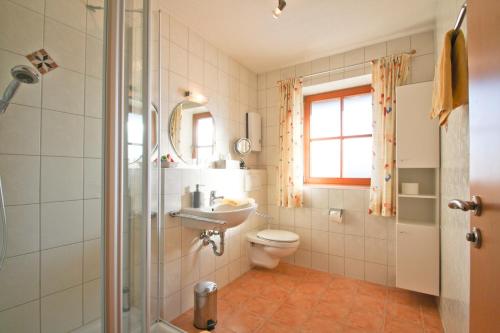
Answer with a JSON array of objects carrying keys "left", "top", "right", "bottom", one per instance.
[
  {"left": 398, "top": 194, "right": 437, "bottom": 199},
  {"left": 397, "top": 219, "right": 437, "bottom": 227}
]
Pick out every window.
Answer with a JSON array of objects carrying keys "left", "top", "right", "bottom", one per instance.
[
  {"left": 192, "top": 112, "right": 214, "bottom": 161},
  {"left": 304, "top": 85, "right": 372, "bottom": 185}
]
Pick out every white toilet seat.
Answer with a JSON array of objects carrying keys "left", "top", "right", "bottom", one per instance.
[{"left": 247, "top": 230, "right": 300, "bottom": 248}]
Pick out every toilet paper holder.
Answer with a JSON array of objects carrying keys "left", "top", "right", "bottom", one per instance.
[{"left": 329, "top": 208, "right": 343, "bottom": 217}]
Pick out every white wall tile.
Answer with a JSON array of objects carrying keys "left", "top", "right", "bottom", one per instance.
[
  {"left": 46, "top": 0, "right": 86, "bottom": 32},
  {"left": 41, "top": 156, "right": 83, "bottom": 202},
  {"left": 84, "top": 239, "right": 100, "bottom": 281},
  {"left": 41, "top": 200, "right": 83, "bottom": 249},
  {"left": 0, "top": 300, "right": 40, "bottom": 333},
  {"left": 204, "top": 42, "right": 218, "bottom": 67},
  {"left": 0, "top": 104, "right": 40, "bottom": 155},
  {"left": 387, "top": 36, "right": 411, "bottom": 55},
  {"left": 345, "top": 258, "right": 364, "bottom": 280},
  {"left": 86, "top": 1, "right": 105, "bottom": 39},
  {"left": 163, "top": 291, "right": 181, "bottom": 321},
  {"left": 42, "top": 68, "right": 85, "bottom": 115},
  {"left": 294, "top": 208, "right": 311, "bottom": 228},
  {"left": 329, "top": 232, "right": 345, "bottom": 256},
  {"left": 344, "top": 211, "right": 365, "bottom": 236},
  {"left": 312, "top": 230, "right": 329, "bottom": 254},
  {"left": 294, "top": 250, "right": 312, "bottom": 268},
  {"left": 85, "top": 36, "right": 103, "bottom": 79},
  {"left": 345, "top": 234, "right": 364, "bottom": 260},
  {"left": 181, "top": 253, "right": 199, "bottom": 287},
  {"left": 328, "top": 189, "right": 343, "bottom": 209},
  {"left": 365, "top": 214, "right": 388, "bottom": 239},
  {"left": 8, "top": 0, "right": 44, "bottom": 13},
  {"left": 0, "top": 253, "right": 39, "bottom": 311},
  {"left": 84, "top": 199, "right": 101, "bottom": 240},
  {"left": 343, "top": 189, "right": 366, "bottom": 211},
  {"left": 311, "top": 57, "right": 330, "bottom": 74},
  {"left": 44, "top": 19, "right": 86, "bottom": 73},
  {"left": 41, "top": 285, "right": 82, "bottom": 333},
  {"left": 188, "top": 31, "right": 204, "bottom": 58},
  {"left": 365, "top": 237, "right": 387, "bottom": 264},
  {"left": 41, "top": 243, "right": 82, "bottom": 295},
  {"left": 84, "top": 117, "right": 102, "bottom": 158},
  {"left": 5, "top": 204, "right": 39, "bottom": 257},
  {"left": 0, "top": 2, "right": 44, "bottom": 54},
  {"left": 188, "top": 53, "right": 204, "bottom": 85},
  {"left": 345, "top": 48, "right": 364, "bottom": 66},
  {"left": 0, "top": 155, "right": 39, "bottom": 205},
  {"left": 84, "top": 158, "right": 102, "bottom": 199},
  {"left": 311, "top": 208, "right": 329, "bottom": 231},
  {"left": 411, "top": 30, "right": 434, "bottom": 55},
  {"left": 329, "top": 255, "right": 345, "bottom": 276},
  {"left": 411, "top": 54, "right": 435, "bottom": 83},
  {"left": 364, "top": 42, "right": 387, "bottom": 61},
  {"left": 165, "top": 227, "right": 181, "bottom": 262},
  {"left": 165, "top": 259, "right": 181, "bottom": 296},
  {"left": 42, "top": 110, "right": 84, "bottom": 157},
  {"left": 279, "top": 207, "right": 294, "bottom": 226},
  {"left": 365, "top": 262, "right": 388, "bottom": 285},
  {"left": 83, "top": 279, "right": 100, "bottom": 324},
  {"left": 170, "top": 18, "right": 188, "bottom": 49},
  {"left": 311, "top": 252, "right": 329, "bottom": 272},
  {"left": 85, "top": 76, "right": 103, "bottom": 118},
  {"left": 311, "top": 188, "right": 329, "bottom": 208}
]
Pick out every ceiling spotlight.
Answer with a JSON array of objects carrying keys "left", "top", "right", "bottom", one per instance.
[{"left": 272, "top": 0, "right": 287, "bottom": 19}]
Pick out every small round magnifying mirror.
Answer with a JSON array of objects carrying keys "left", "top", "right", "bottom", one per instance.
[{"left": 234, "top": 138, "right": 252, "bottom": 169}]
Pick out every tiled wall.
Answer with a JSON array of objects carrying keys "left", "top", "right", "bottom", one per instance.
[
  {"left": 255, "top": 31, "right": 436, "bottom": 287},
  {"left": 435, "top": 1, "right": 470, "bottom": 332},
  {"left": 0, "top": 0, "right": 103, "bottom": 332},
  {"left": 151, "top": 3, "right": 259, "bottom": 167},
  {"left": 267, "top": 187, "right": 397, "bottom": 286},
  {"left": 160, "top": 168, "right": 268, "bottom": 321}
]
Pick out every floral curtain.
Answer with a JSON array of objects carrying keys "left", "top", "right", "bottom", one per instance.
[
  {"left": 277, "top": 78, "right": 304, "bottom": 208},
  {"left": 368, "top": 54, "right": 410, "bottom": 217}
]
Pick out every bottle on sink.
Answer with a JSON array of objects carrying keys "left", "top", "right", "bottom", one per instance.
[{"left": 192, "top": 184, "right": 203, "bottom": 208}]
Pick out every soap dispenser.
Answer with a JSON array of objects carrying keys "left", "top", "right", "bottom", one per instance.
[{"left": 192, "top": 184, "right": 203, "bottom": 208}]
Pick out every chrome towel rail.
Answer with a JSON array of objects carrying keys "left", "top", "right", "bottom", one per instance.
[{"left": 168, "top": 211, "right": 226, "bottom": 225}]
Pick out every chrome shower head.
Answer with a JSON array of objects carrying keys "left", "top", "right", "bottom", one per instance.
[
  {"left": 11, "top": 65, "right": 39, "bottom": 84},
  {"left": 0, "top": 65, "right": 40, "bottom": 113}
]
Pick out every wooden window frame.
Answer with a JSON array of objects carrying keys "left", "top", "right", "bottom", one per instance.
[
  {"left": 304, "top": 85, "right": 372, "bottom": 186},
  {"left": 192, "top": 112, "right": 213, "bottom": 159}
]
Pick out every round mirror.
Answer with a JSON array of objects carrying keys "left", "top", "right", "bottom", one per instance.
[
  {"left": 234, "top": 138, "right": 252, "bottom": 156},
  {"left": 169, "top": 101, "right": 215, "bottom": 164}
]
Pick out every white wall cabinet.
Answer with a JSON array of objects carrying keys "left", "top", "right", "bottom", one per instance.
[
  {"left": 396, "top": 82, "right": 439, "bottom": 168},
  {"left": 395, "top": 81, "right": 440, "bottom": 296}
]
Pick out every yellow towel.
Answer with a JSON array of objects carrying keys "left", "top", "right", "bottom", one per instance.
[
  {"left": 221, "top": 198, "right": 255, "bottom": 207},
  {"left": 431, "top": 29, "right": 469, "bottom": 126}
]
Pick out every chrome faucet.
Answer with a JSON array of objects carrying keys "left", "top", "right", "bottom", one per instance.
[{"left": 209, "top": 191, "right": 224, "bottom": 206}]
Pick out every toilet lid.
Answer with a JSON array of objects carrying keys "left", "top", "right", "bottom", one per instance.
[{"left": 256, "top": 229, "right": 299, "bottom": 243}]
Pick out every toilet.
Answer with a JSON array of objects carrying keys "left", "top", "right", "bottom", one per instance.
[{"left": 246, "top": 229, "right": 300, "bottom": 269}]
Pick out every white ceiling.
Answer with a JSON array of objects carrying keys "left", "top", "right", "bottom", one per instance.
[{"left": 161, "top": 0, "right": 438, "bottom": 73}]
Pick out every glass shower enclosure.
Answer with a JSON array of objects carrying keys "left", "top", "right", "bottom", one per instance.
[{"left": 0, "top": 0, "right": 161, "bottom": 332}]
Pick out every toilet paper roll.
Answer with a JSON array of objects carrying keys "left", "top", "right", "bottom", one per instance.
[{"left": 329, "top": 209, "right": 343, "bottom": 224}]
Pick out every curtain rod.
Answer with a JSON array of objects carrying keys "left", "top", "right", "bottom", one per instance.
[
  {"left": 454, "top": 2, "right": 467, "bottom": 31},
  {"left": 289, "top": 49, "right": 416, "bottom": 81}
]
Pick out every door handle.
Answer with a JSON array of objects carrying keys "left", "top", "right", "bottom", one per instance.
[{"left": 448, "top": 195, "right": 482, "bottom": 216}]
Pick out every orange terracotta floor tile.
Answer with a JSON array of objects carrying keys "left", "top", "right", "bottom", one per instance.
[{"left": 170, "top": 263, "right": 443, "bottom": 333}]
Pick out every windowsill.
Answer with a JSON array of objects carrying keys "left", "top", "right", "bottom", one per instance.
[{"left": 303, "top": 183, "right": 370, "bottom": 190}]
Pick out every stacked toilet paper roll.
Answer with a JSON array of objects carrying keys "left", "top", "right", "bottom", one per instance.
[{"left": 329, "top": 209, "right": 343, "bottom": 224}]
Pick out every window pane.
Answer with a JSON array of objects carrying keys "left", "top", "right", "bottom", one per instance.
[
  {"left": 310, "top": 140, "right": 340, "bottom": 178},
  {"left": 310, "top": 99, "right": 340, "bottom": 138},
  {"left": 343, "top": 137, "right": 372, "bottom": 178},
  {"left": 343, "top": 93, "right": 372, "bottom": 136},
  {"left": 196, "top": 116, "right": 214, "bottom": 144}
]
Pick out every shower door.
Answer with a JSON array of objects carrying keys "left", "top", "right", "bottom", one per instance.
[{"left": 105, "top": 0, "right": 153, "bottom": 332}]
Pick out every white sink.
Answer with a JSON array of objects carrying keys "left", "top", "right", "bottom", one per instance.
[{"left": 180, "top": 202, "right": 257, "bottom": 231}]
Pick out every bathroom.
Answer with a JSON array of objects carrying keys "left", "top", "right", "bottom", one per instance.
[{"left": 0, "top": 0, "right": 499, "bottom": 332}]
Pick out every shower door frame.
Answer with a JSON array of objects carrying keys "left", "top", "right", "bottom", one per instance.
[{"left": 103, "top": 0, "right": 152, "bottom": 332}]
